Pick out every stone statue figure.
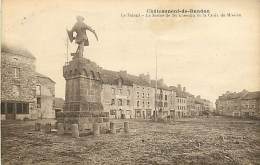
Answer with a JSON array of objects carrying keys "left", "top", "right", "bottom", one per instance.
[{"left": 67, "top": 16, "right": 98, "bottom": 58}]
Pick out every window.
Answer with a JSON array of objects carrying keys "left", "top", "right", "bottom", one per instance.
[
  {"left": 142, "top": 93, "right": 144, "bottom": 98},
  {"left": 165, "top": 95, "right": 167, "bottom": 101},
  {"left": 137, "top": 101, "right": 140, "bottom": 107},
  {"left": 127, "top": 89, "right": 130, "bottom": 96},
  {"left": 16, "top": 103, "right": 23, "bottom": 114},
  {"left": 14, "top": 67, "right": 20, "bottom": 78},
  {"left": 110, "top": 109, "right": 116, "bottom": 115},
  {"left": 112, "top": 88, "right": 115, "bottom": 94},
  {"left": 36, "top": 85, "right": 41, "bottom": 95},
  {"left": 1, "top": 102, "right": 5, "bottom": 114},
  {"left": 142, "top": 101, "right": 145, "bottom": 107},
  {"left": 37, "top": 97, "right": 41, "bottom": 108},
  {"left": 118, "top": 99, "right": 123, "bottom": 106},
  {"left": 119, "top": 89, "right": 122, "bottom": 95},
  {"left": 12, "top": 85, "right": 20, "bottom": 97},
  {"left": 137, "top": 92, "right": 139, "bottom": 98},
  {"left": 147, "top": 101, "right": 150, "bottom": 107},
  {"left": 147, "top": 93, "right": 150, "bottom": 98},
  {"left": 164, "top": 102, "right": 168, "bottom": 107},
  {"left": 89, "top": 89, "right": 95, "bottom": 95},
  {"left": 111, "top": 99, "right": 115, "bottom": 105},
  {"left": 127, "top": 100, "right": 130, "bottom": 106},
  {"left": 118, "top": 79, "right": 122, "bottom": 87},
  {"left": 7, "top": 103, "right": 14, "bottom": 114}
]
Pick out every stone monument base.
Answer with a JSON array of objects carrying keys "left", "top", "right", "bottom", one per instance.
[{"left": 56, "top": 111, "right": 109, "bottom": 132}]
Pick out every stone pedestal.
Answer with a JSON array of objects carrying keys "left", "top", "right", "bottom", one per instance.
[
  {"left": 93, "top": 123, "right": 100, "bottom": 136},
  {"left": 110, "top": 122, "right": 116, "bottom": 134},
  {"left": 124, "top": 121, "right": 129, "bottom": 133},
  {"left": 60, "top": 57, "right": 108, "bottom": 134},
  {"left": 57, "top": 123, "right": 64, "bottom": 135},
  {"left": 72, "top": 124, "right": 79, "bottom": 138}
]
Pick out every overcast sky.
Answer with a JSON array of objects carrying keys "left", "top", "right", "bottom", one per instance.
[{"left": 2, "top": 0, "right": 260, "bottom": 103}]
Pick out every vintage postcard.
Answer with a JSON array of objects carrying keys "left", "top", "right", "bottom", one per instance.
[{"left": 1, "top": 0, "right": 260, "bottom": 164}]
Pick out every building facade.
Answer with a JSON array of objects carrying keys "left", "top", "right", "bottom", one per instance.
[
  {"left": 175, "top": 85, "right": 187, "bottom": 118},
  {"left": 101, "top": 70, "right": 134, "bottom": 119},
  {"left": 36, "top": 73, "right": 56, "bottom": 118},
  {"left": 216, "top": 90, "right": 260, "bottom": 118},
  {"left": 1, "top": 44, "right": 55, "bottom": 120}
]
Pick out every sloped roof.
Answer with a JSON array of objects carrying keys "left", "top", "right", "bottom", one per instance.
[
  {"left": 218, "top": 90, "right": 260, "bottom": 100},
  {"left": 169, "top": 86, "right": 177, "bottom": 91},
  {"left": 101, "top": 69, "right": 120, "bottom": 85},
  {"left": 241, "top": 91, "right": 260, "bottom": 100},
  {"left": 100, "top": 69, "right": 150, "bottom": 87},
  {"left": 1, "top": 43, "right": 36, "bottom": 59},
  {"left": 35, "top": 72, "right": 56, "bottom": 83},
  {"left": 150, "top": 80, "right": 170, "bottom": 90}
]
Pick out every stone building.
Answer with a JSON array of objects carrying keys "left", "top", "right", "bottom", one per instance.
[
  {"left": 35, "top": 72, "right": 56, "bottom": 118},
  {"left": 1, "top": 44, "right": 55, "bottom": 120},
  {"left": 195, "top": 96, "right": 204, "bottom": 116},
  {"left": 101, "top": 71, "right": 155, "bottom": 119},
  {"left": 216, "top": 90, "right": 260, "bottom": 118},
  {"left": 175, "top": 84, "right": 187, "bottom": 118},
  {"left": 186, "top": 93, "right": 196, "bottom": 117},
  {"left": 151, "top": 79, "right": 172, "bottom": 118},
  {"left": 134, "top": 74, "right": 155, "bottom": 119},
  {"left": 101, "top": 70, "right": 134, "bottom": 119}
]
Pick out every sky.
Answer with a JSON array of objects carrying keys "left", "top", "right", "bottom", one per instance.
[{"left": 2, "top": 0, "right": 260, "bottom": 103}]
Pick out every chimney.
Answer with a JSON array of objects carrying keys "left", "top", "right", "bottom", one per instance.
[
  {"left": 119, "top": 70, "right": 127, "bottom": 76},
  {"left": 177, "top": 84, "right": 181, "bottom": 91},
  {"left": 158, "top": 78, "right": 164, "bottom": 86},
  {"left": 139, "top": 73, "right": 150, "bottom": 83}
]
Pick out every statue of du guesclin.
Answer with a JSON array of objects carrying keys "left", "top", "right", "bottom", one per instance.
[{"left": 67, "top": 16, "right": 98, "bottom": 58}]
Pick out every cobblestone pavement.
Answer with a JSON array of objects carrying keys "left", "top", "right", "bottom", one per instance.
[{"left": 1, "top": 116, "right": 260, "bottom": 165}]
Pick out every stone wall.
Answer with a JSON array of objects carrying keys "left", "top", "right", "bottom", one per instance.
[
  {"left": 1, "top": 52, "right": 37, "bottom": 119},
  {"left": 101, "top": 83, "right": 134, "bottom": 119},
  {"left": 36, "top": 76, "right": 55, "bottom": 118},
  {"left": 133, "top": 84, "right": 155, "bottom": 119}
]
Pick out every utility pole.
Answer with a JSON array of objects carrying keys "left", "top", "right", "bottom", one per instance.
[{"left": 155, "top": 44, "right": 158, "bottom": 120}]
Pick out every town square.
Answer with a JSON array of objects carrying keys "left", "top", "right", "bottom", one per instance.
[{"left": 1, "top": 0, "right": 260, "bottom": 164}]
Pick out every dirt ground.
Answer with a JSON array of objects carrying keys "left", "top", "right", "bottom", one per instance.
[{"left": 1, "top": 116, "right": 260, "bottom": 165}]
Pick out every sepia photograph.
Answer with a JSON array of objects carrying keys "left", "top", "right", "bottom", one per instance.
[{"left": 1, "top": 0, "right": 260, "bottom": 164}]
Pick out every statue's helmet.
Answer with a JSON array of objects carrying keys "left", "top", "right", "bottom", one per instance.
[{"left": 76, "top": 16, "right": 85, "bottom": 22}]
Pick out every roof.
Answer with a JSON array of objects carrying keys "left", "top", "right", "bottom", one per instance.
[
  {"left": 218, "top": 90, "right": 260, "bottom": 100},
  {"left": 100, "top": 69, "right": 150, "bottom": 87},
  {"left": 169, "top": 86, "right": 177, "bottom": 91},
  {"left": 35, "top": 72, "right": 56, "bottom": 83},
  {"left": 1, "top": 43, "right": 36, "bottom": 59},
  {"left": 241, "top": 91, "right": 260, "bottom": 100},
  {"left": 54, "top": 97, "right": 64, "bottom": 108},
  {"left": 151, "top": 80, "right": 170, "bottom": 90},
  {"left": 101, "top": 69, "right": 120, "bottom": 85}
]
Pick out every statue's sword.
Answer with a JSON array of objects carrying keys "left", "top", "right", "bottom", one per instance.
[{"left": 92, "top": 31, "right": 99, "bottom": 41}]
